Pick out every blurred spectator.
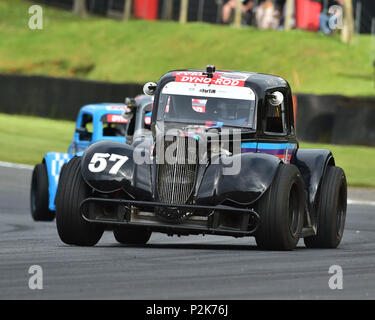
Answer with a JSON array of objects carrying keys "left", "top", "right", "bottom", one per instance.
[
  {"left": 319, "top": 0, "right": 344, "bottom": 34},
  {"left": 222, "top": 0, "right": 255, "bottom": 24},
  {"left": 255, "top": 0, "right": 281, "bottom": 29}
]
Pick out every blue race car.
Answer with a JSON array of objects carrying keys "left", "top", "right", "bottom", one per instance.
[{"left": 30, "top": 103, "right": 132, "bottom": 221}]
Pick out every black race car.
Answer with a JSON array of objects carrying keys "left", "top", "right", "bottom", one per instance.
[{"left": 55, "top": 66, "right": 347, "bottom": 250}]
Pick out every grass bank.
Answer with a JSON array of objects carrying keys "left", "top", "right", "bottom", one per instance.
[{"left": 0, "top": 0, "right": 374, "bottom": 96}]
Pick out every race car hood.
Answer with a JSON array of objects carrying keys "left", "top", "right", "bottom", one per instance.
[{"left": 80, "top": 137, "right": 282, "bottom": 207}]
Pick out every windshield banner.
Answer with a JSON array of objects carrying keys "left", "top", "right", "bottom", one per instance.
[{"left": 162, "top": 82, "right": 255, "bottom": 100}]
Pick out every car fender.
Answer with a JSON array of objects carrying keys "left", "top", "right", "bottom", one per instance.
[
  {"left": 43, "top": 152, "right": 72, "bottom": 211},
  {"left": 196, "top": 152, "right": 282, "bottom": 206},
  {"left": 291, "top": 149, "right": 335, "bottom": 216},
  {"left": 80, "top": 141, "right": 153, "bottom": 200}
]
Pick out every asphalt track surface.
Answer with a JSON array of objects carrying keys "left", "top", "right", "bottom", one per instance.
[{"left": 0, "top": 165, "right": 374, "bottom": 300}]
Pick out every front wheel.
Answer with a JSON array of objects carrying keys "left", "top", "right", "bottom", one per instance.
[
  {"left": 113, "top": 228, "right": 152, "bottom": 245},
  {"left": 30, "top": 163, "right": 55, "bottom": 221},
  {"left": 255, "top": 164, "right": 305, "bottom": 251},
  {"left": 55, "top": 157, "right": 104, "bottom": 246},
  {"left": 304, "top": 166, "right": 347, "bottom": 248}
]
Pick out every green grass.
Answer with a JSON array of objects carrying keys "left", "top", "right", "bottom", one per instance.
[
  {"left": 0, "top": 0, "right": 374, "bottom": 96},
  {"left": 0, "top": 113, "right": 74, "bottom": 164},
  {"left": 300, "top": 142, "right": 375, "bottom": 188},
  {"left": 0, "top": 113, "right": 374, "bottom": 188}
]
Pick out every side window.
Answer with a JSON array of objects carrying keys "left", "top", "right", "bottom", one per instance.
[
  {"left": 142, "top": 104, "right": 152, "bottom": 130},
  {"left": 78, "top": 113, "right": 93, "bottom": 141},
  {"left": 126, "top": 111, "right": 136, "bottom": 137},
  {"left": 264, "top": 100, "right": 287, "bottom": 135}
]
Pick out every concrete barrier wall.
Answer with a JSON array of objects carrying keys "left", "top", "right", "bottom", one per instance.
[
  {"left": 1, "top": 74, "right": 374, "bottom": 146},
  {"left": 296, "top": 94, "right": 375, "bottom": 146},
  {"left": 0, "top": 74, "right": 142, "bottom": 121}
]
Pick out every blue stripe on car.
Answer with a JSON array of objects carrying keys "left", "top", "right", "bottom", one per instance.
[
  {"left": 241, "top": 142, "right": 297, "bottom": 155},
  {"left": 44, "top": 152, "right": 73, "bottom": 211}
]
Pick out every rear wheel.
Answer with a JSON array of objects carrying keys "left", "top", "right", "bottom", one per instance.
[
  {"left": 255, "top": 164, "right": 305, "bottom": 251},
  {"left": 113, "top": 228, "right": 152, "bottom": 245},
  {"left": 56, "top": 157, "right": 104, "bottom": 246},
  {"left": 30, "top": 163, "right": 55, "bottom": 221},
  {"left": 304, "top": 166, "right": 347, "bottom": 248}
]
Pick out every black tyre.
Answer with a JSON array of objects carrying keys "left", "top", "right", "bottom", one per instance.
[
  {"left": 56, "top": 157, "right": 104, "bottom": 246},
  {"left": 113, "top": 228, "right": 152, "bottom": 245},
  {"left": 30, "top": 163, "right": 55, "bottom": 221},
  {"left": 255, "top": 164, "right": 305, "bottom": 251},
  {"left": 304, "top": 166, "right": 347, "bottom": 249}
]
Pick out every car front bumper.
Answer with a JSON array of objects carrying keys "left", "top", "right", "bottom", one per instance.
[{"left": 80, "top": 198, "right": 260, "bottom": 237}]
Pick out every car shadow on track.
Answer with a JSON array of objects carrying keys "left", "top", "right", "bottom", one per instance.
[
  {"left": 94, "top": 243, "right": 310, "bottom": 252},
  {"left": 93, "top": 239, "right": 311, "bottom": 251},
  {"left": 112, "top": 243, "right": 258, "bottom": 251}
]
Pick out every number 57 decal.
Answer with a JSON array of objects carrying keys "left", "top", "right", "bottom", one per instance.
[{"left": 88, "top": 153, "right": 129, "bottom": 175}]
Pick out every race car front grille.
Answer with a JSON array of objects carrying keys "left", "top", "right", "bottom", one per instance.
[{"left": 157, "top": 136, "right": 198, "bottom": 205}]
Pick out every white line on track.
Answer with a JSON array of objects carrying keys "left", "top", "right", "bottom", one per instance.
[
  {"left": 0, "top": 161, "right": 33, "bottom": 170},
  {"left": 347, "top": 199, "right": 375, "bottom": 207},
  {"left": 0, "top": 161, "right": 374, "bottom": 206}
]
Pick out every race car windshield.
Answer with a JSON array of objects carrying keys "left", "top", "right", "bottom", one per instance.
[
  {"left": 157, "top": 82, "right": 256, "bottom": 129},
  {"left": 101, "top": 114, "right": 128, "bottom": 137}
]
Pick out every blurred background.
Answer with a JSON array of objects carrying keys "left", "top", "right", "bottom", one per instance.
[{"left": 0, "top": 0, "right": 374, "bottom": 188}]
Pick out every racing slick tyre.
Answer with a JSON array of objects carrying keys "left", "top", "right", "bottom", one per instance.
[
  {"left": 56, "top": 157, "right": 104, "bottom": 246},
  {"left": 113, "top": 228, "right": 152, "bottom": 245},
  {"left": 304, "top": 166, "right": 347, "bottom": 249},
  {"left": 30, "top": 163, "right": 55, "bottom": 221},
  {"left": 255, "top": 164, "right": 305, "bottom": 251}
]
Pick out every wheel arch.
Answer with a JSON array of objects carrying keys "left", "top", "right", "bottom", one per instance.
[
  {"left": 80, "top": 140, "right": 153, "bottom": 200},
  {"left": 291, "top": 148, "right": 335, "bottom": 217},
  {"left": 196, "top": 152, "right": 282, "bottom": 206}
]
